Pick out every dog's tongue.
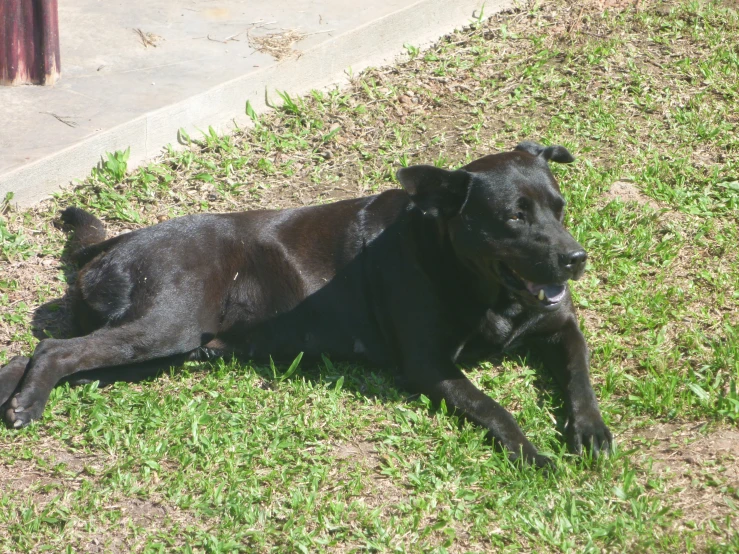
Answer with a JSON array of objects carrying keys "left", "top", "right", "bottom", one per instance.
[{"left": 524, "top": 281, "right": 567, "bottom": 303}]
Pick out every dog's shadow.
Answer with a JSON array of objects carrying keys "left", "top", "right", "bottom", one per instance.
[
  {"left": 33, "top": 300, "right": 567, "bottom": 444},
  {"left": 30, "top": 234, "right": 83, "bottom": 344},
  {"left": 31, "top": 294, "right": 567, "bottom": 437}
]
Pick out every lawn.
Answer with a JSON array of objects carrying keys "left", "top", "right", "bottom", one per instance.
[{"left": 1, "top": 0, "right": 738, "bottom": 552}]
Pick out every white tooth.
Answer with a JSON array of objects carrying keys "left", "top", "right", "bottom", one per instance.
[{"left": 538, "top": 289, "right": 546, "bottom": 301}]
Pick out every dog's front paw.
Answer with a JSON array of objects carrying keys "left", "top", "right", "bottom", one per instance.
[
  {"left": 529, "top": 451, "right": 555, "bottom": 470},
  {"left": 508, "top": 447, "right": 556, "bottom": 470},
  {"left": 4, "top": 389, "right": 47, "bottom": 429},
  {"left": 566, "top": 413, "right": 613, "bottom": 459}
]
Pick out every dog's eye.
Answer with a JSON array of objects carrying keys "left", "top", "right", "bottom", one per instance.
[{"left": 509, "top": 212, "right": 525, "bottom": 222}]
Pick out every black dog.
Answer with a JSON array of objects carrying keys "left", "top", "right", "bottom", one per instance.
[{"left": 0, "top": 141, "right": 611, "bottom": 466}]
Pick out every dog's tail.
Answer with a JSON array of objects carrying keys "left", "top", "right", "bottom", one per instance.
[
  {"left": 61, "top": 207, "right": 106, "bottom": 246},
  {"left": 61, "top": 207, "right": 120, "bottom": 265}
]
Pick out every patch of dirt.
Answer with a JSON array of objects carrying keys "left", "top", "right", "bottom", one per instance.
[
  {"left": 0, "top": 437, "right": 204, "bottom": 552},
  {"left": 330, "top": 440, "right": 407, "bottom": 510},
  {"left": 600, "top": 180, "right": 693, "bottom": 229},
  {"left": 328, "top": 440, "right": 495, "bottom": 553},
  {"left": 333, "top": 440, "right": 379, "bottom": 463},
  {"left": 0, "top": 437, "right": 93, "bottom": 490},
  {"left": 625, "top": 423, "right": 739, "bottom": 542},
  {"left": 603, "top": 180, "right": 662, "bottom": 209}
]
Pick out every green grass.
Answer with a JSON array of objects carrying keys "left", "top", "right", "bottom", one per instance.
[{"left": 1, "top": 0, "right": 738, "bottom": 551}]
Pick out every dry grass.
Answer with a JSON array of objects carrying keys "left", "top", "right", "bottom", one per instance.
[{"left": 248, "top": 29, "right": 306, "bottom": 60}]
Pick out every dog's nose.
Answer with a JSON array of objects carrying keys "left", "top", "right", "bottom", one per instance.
[{"left": 562, "top": 250, "right": 587, "bottom": 272}]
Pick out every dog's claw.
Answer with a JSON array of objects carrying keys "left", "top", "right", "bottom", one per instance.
[
  {"left": 6, "top": 406, "right": 37, "bottom": 429},
  {"left": 510, "top": 447, "right": 555, "bottom": 470},
  {"left": 567, "top": 414, "right": 613, "bottom": 459},
  {"left": 533, "top": 453, "right": 555, "bottom": 471},
  {"left": 4, "top": 391, "right": 45, "bottom": 429}
]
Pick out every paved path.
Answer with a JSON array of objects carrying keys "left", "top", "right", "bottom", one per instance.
[{"left": 0, "top": 0, "right": 510, "bottom": 206}]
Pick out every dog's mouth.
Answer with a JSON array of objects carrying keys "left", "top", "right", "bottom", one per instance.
[{"left": 498, "top": 263, "right": 567, "bottom": 307}]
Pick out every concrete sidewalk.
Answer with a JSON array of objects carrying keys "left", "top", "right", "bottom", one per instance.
[{"left": 0, "top": 0, "right": 510, "bottom": 207}]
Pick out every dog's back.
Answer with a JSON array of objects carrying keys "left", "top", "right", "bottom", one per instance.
[{"left": 59, "top": 194, "right": 412, "bottom": 352}]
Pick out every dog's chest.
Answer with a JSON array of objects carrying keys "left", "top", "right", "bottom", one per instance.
[
  {"left": 478, "top": 309, "right": 519, "bottom": 347},
  {"left": 473, "top": 299, "right": 541, "bottom": 352}
]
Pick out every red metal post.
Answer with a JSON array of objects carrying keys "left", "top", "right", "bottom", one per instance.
[{"left": 0, "top": 0, "right": 60, "bottom": 86}]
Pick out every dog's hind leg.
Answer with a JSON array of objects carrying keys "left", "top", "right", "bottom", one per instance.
[
  {"left": 3, "top": 314, "right": 205, "bottom": 428},
  {"left": 0, "top": 356, "right": 30, "bottom": 407},
  {"left": 60, "top": 342, "right": 229, "bottom": 388},
  {"left": 61, "top": 354, "right": 193, "bottom": 388}
]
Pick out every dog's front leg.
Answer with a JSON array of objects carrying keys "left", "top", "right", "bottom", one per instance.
[
  {"left": 529, "top": 319, "right": 612, "bottom": 457},
  {"left": 406, "top": 363, "right": 552, "bottom": 468},
  {"left": 379, "top": 264, "right": 550, "bottom": 466}
]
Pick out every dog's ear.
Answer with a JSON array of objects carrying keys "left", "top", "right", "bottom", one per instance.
[
  {"left": 396, "top": 165, "right": 470, "bottom": 217},
  {"left": 514, "top": 141, "right": 575, "bottom": 164}
]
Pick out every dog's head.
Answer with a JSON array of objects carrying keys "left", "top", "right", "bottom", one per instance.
[{"left": 397, "top": 141, "right": 585, "bottom": 310}]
